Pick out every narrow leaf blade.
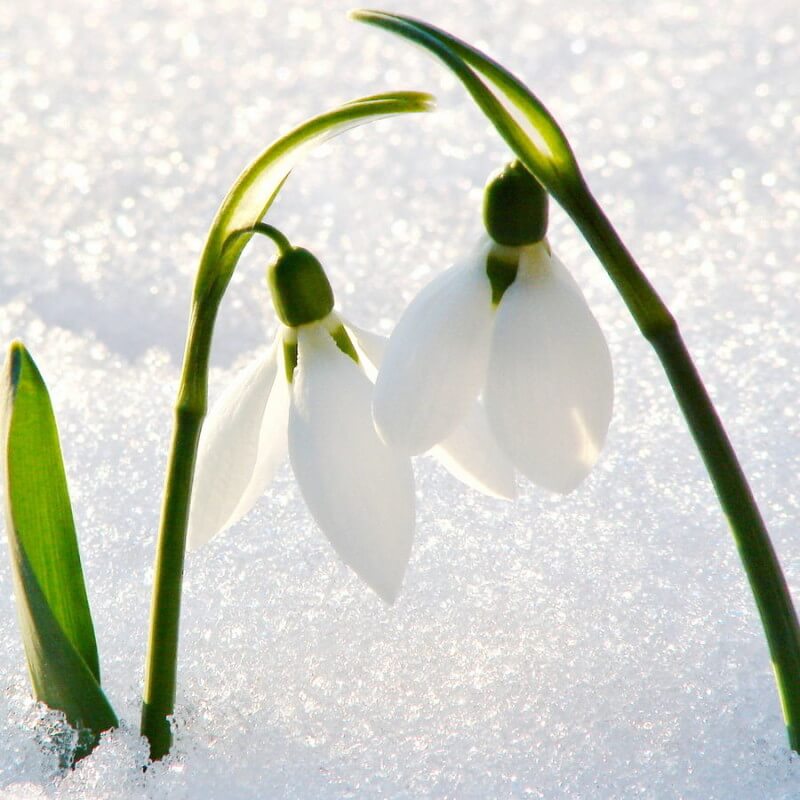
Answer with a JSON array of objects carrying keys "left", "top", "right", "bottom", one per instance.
[{"left": 1, "top": 342, "right": 117, "bottom": 758}]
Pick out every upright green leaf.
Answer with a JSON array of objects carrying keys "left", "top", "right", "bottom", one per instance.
[{"left": 1, "top": 342, "right": 117, "bottom": 761}]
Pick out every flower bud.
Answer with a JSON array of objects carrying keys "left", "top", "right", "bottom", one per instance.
[
  {"left": 268, "top": 247, "right": 335, "bottom": 327},
  {"left": 482, "top": 160, "right": 548, "bottom": 246}
]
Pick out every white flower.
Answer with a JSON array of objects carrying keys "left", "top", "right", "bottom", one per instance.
[
  {"left": 372, "top": 236, "right": 614, "bottom": 494},
  {"left": 188, "top": 313, "right": 415, "bottom": 603},
  {"left": 187, "top": 308, "right": 515, "bottom": 602}
]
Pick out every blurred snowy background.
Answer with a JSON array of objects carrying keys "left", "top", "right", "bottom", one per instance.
[{"left": 1, "top": 0, "right": 800, "bottom": 797}]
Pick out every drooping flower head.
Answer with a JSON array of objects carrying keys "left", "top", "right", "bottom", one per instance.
[
  {"left": 188, "top": 233, "right": 416, "bottom": 603},
  {"left": 373, "top": 161, "right": 614, "bottom": 494}
]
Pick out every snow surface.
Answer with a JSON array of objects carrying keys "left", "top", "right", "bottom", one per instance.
[{"left": 1, "top": 0, "right": 800, "bottom": 797}]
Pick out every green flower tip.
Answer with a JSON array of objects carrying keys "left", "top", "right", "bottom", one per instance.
[
  {"left": 485, "top": 248, "right": 519, "bottom": 306},
  {"left": 483, "top": 160, "right": 548, "bottom": 247},
  {"left": 268, "top": 247, "right": 335, "bottom": 328},
  {"left": 330, "top": 324, "right": 359, "bottom": 364}
]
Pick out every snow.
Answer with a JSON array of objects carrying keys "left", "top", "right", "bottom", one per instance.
[{"left": 1, "top": 0, "right": 800, "bottom": 796}]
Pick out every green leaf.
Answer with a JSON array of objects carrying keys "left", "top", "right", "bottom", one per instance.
[
  {"left": 351, "top": 11, "right": 583, "bottom": 205},
  {"left": 193, "top": 90, "right": 435, "bottom": 304},
  {"left": 1, "top": 342, "right": 117, "bottom": 761}
]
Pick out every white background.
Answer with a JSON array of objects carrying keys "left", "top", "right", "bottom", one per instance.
[{"left": 1, "top": 0, "right": 799, "bottom": 796}]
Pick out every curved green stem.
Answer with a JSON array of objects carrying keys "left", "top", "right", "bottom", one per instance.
[
  {"left": 140, "top": 303, "right": 214, "bottom": 760},
  {"left": 249, "top": 222, "right": 293, "bottom": 255},
  {"left": 139, "top": 91, "right": 433, "bottom": 761},
  {"left": 351, "top": 10, "right": 800, "bottom": 750},
  {"left": 565, "top": 177, "right": 800, "bottom": 750}
]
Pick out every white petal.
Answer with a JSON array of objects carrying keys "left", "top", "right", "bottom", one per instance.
[
  {"left": 485, "top": 244, "right": 614, "bottom": 493},
  {"left": 347, "top": 320, "right": 515, "bottom": 499},
  {"left": 289, "top": 325, "right": 415, "bottom": 603},
  {"left": 433, "top": 401, "right": 517, "bottom": 499},
  {"left": 227, "top": 342, "right": 291, "bottom": 525},
  {"left": 188, "top": 344, "right": 278, "bottom": 549},
  {"left": 372, "top": 238, "right": 496, "bottom": 454}
]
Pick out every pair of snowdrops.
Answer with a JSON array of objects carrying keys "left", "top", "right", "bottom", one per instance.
[{"left": 188, "top": 162, "right": 613, "bottom": 603}]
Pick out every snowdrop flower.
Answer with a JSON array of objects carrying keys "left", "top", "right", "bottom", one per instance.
[
  {"left": 187, "top": 232, "right": 514, "bottom": 601},
  {"left": 187, "top": 238, "right": 415, "bottom": 602},
  {"left": 373, "top": 161, "right": 614, "bottom": 494}
]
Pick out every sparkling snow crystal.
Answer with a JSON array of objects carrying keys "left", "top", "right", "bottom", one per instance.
[{"left": 1, "top": 0, "right": 800, "bottom": 797}]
